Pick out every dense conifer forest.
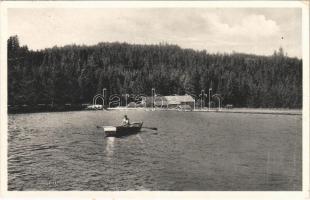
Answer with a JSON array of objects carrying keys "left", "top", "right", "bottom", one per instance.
[{"left": 7, "top": 35, "right": 302, "bottom": 108}]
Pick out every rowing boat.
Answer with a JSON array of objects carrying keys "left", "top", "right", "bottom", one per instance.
[{"left": 103, "top": 122, "right": 143, "bottom": 137}]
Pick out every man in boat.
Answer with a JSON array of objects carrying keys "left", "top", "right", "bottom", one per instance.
[{"left": 122, "top": 115, "right": 130, "bottom": 126}]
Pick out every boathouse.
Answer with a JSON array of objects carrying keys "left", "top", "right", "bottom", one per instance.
[
  {"left": 146, "top": 94, "right": 194, "bottom": 108},
  {"left": 164, "top": 95, "right": 195, "bottom": 108}
]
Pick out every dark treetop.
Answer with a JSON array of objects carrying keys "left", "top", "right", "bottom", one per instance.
[{"left": 8, "top": 35, "right": 302, "bottom": 108}]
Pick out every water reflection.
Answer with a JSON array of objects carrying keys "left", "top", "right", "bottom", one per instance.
[
  {"left": 105, "top": 137, "right": 115, "bottom": 160},
  {"left": 136, "top": 134, "right": 144, "bottom": 144}
]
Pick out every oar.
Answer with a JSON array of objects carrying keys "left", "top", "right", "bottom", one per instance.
[{"left": 143, "top": 127, "right": 158, "bottom": 131}]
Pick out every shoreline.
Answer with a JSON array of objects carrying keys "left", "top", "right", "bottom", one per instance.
[
  {"left": 199, "top": 108, "right": 302, "bottom": 115},
  {"left": 110, "top": 107, "right": 302, "bottom": 115},
  {"left": 8, "top": 106, "right": 302, "bottom": 115}
]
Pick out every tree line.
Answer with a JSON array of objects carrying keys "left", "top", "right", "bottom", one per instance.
[{"left": 7, "top": 35, "right": 302, "bottom": 108}]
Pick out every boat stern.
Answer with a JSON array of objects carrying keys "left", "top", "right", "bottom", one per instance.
[{"left": 103, "top": 126, "right": 117, "bottom": 137}]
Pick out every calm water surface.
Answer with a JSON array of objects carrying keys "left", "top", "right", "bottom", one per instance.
[{"left": 8, "top": 110, "right": 302, "bottom": 190}]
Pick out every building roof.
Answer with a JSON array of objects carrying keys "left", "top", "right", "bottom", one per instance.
[
  {"left": 164, "top": 95, "right": 195, "bottom": 104},
  {"left": 145, "top": 95, "right": 195, "bottom": 105}
]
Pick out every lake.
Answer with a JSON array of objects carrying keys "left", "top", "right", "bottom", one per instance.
[{"left": 8, "top": 110, "right": 302, "bottom": 191}]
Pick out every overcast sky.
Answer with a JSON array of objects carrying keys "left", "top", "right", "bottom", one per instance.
[{"left": 8, "top": 8, "right": 302, "bottom": 58}]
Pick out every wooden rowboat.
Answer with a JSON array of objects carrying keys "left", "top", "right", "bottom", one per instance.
[{"left": 103, "top": 122, "right": 143, "bottom": 137}]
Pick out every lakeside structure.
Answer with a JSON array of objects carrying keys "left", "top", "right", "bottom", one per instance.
[
  {"left": 8, "top": 87, "right": 302, "bottom": 115},
  {"left": 90, "top": 88, "right": 301, "bottom": 115},
  {"left": 91, "top": 88, "right": 215, "bottom": 110},
  {"left": 144, "top": 95, "right": 195, "bottom": 110}
]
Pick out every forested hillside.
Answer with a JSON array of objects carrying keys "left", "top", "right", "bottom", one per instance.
[{"left": 7, "top": 35, "right": 302, "bottom": 108}]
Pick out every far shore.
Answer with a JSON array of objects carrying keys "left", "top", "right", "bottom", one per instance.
[
  {"left": 107, "top": 107, "right": 302, "bottom": 115},
  {"left": 8, "top": 104, "right": 302, "bottom": 115}
]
